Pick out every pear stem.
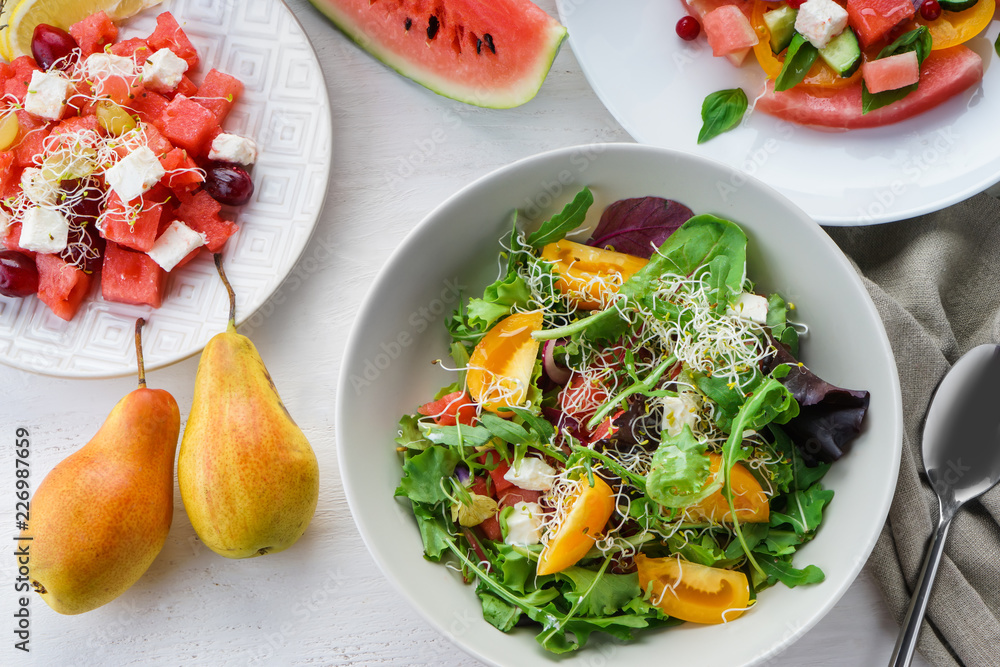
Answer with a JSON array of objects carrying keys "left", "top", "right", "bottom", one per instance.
[
  {"left": 135, "top": 318, "right": 147, "bottom": 389},
  {"left": 214, "top": 253, "right": 236, "bottom": 329}
]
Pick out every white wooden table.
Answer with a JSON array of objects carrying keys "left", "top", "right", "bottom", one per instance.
[{"left": 1, "top": 1, "right": 928, "bottom": 665}]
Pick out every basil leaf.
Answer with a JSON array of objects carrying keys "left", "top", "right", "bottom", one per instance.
[
  {"left": 995, "top": 33, "right": 1000, "bottom": 59},
  {"left": 526, "top": 187, "right": 594, "bottom": 248},
  {"left": 774, "top": 34, "right": 818, "bottom": 92},
  {"left": 698, "top": 88, "right": 748, "bottom": 144},
  {"left": 862, "top": 27, "right": 931, "bottom": 114}
]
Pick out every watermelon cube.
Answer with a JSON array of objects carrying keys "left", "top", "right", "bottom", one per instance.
[
  {"left": 2, "top": 222, "right": 32, "bottom": 257},
  {"left": 159, "top": 148, "right": 204, "bottom": 191},
  {"left": 100, "top": 192, "right": 164, "bottom": 252},
  {"left": 175, "top": 76, "right": 199, "bottom": 98},
  {"left": 142, "top": 123, "right": 175, "bottom": 157},
  {"left": 846, "top": 0, "right": 915, "bottom": 48},
  {"left": 158, "top": 95, "right": 218, "bottom": 153},
  {"left": 703, "top": 6, "right": 759, "bottom": 58},
  {"left": 4, "top": 56, "right": 41, "bottom": 104},
  {"left": 13, "top": 110, "right": 51, "bottom": 168},
  {"left": 195, "top": 69, "right": 243, "bottom": 123},
  {"left": 863, "top": 51, "right": 920, "bottom": 94},
  {"left": 131, "top": 88, "right": 170, "bottom": 127},
  {"left": 101, "top": 241, "right": 167, "bottom": 308},
  {"left": 147, "top": 13, "right": 199, "bottom": 70},
  {"left": 0, "top": 151, "right": 21, "bottom": 201},
  {"left": 69, "top": 11, "right": 119, "bottom": 57},
  {"left": 36, "top": 253, "right": 92, "bottom": 321},
  {"left": 51, "top": 115, "right": 100, "bottom": 138},
  {"left": 110, "top": 37, "right": 152, "bottom": 65},
  {"left": 175, "top": 189, "right": 238, "bottom": 252}
]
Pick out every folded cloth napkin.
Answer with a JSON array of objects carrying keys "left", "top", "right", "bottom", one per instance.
[{"left": 825, "top": 191, "right": 1000, "bottom": 667}]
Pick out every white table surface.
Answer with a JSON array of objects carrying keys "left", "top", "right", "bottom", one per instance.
[{"left": 1, "top": 1, "right": 930, "bottom": 665}]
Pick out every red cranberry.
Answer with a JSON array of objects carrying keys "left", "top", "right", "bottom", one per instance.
[
  {"left": 675, "top": 16, "right": 700, "bottom": 41},
  {"left": 920, "top": 0, "right": 942, "bottom": 20},
  {"left": 31, "top": 24, "right": 79, "bottom": 71}
]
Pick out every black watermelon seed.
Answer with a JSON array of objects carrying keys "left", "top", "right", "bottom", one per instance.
[
  {"left": 476, "top": 38, "right": 482, "bottom": 54},
  {"left": 404, "top": 17, "right": 412, "bottom": 31},
  {"left": 427, "top": 16, "right": 440, "bottom": 40},
  {"left": 483, "top": 33, "right": 495, "bottom": 54}
]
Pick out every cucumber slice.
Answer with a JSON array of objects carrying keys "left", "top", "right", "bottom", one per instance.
[
  {"left": 819, "top": 27, "right": 861, "bottom": 77},
  {"left": 938, "top": 0, "right": 979, "bottom": 10},
  {"left": 764, "top": 5, "right": 798, "bottom": 53}
]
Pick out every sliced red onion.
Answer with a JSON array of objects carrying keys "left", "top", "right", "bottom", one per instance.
[{"left": 543, "top": 339, "right": 572, "bottom": 385}]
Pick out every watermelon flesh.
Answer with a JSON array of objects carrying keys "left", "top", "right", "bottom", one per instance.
[
  {"left": 755, "top": 45, "right": 983, "bottom": 129},
  {"left": 846, "top": 0, "right": 915, "bottom": 48},
  {"left": 862, "top": 51, "right": 920, "bottom": 94},
  {"left": 308, "top": 0, "right": 566, "bottom": 108},
  {"left": 702, "top": 6, "right": 758, "bottom": 58}
]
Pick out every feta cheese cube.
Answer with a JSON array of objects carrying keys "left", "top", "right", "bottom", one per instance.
[
  {"left": 794, "top": 0, "right": 849, "bottom": 49},
  {"left": 105, "top": 147, "right": 166, "bottom": 202},
  {"left": 503, "top": 502, "right": 544, "bottom": 546},
  {"left": 147, "top": 220, "right": 206, "bottom": 272},
  {"left": 503, "top": 457, "right": 557, "bottom": 491},
  {"left": 661, "top": 393, "right": 700, "bottom": 438},
  {"left": 83, "top": 53, "right": 136, "bottom": 79},
  {"left": 141, "top": 48, "right": 188, "bottom": 92},
  {"left": 24, "top": 71, "right": 72, "bottom": 121},
  {"left": 208, "top": 133, "right": 258, "bottom": 166},
  {"left": 727, "top": 292, "right": 769, "bottom": 324},
  {"left": 19, "top": 207, "right": 69, "bottom": 254},
  {"left": 20, "top": 168, "right": 59, "bottom": 206}
]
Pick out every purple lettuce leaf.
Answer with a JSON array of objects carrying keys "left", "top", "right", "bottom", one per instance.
[
  {"left": 587, "top": 197, "right": 693, "bottom": 259},
  {"left": 764, "top": 340, "right": 871, "bottom": 465}
]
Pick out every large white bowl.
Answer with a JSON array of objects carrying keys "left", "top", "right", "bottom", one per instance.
[{"left": 336, "top": 144, "right": 902, "bottom": 666}]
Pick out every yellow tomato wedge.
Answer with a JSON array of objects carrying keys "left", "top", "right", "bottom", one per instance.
[
  {"left": 636, "top": 554, "right": 751, "bottom": 624},
  {"left": 918, "top": 0, "right": 995, "bottom": 50},
  {"left": 536, "top": 475, "right": 616, "bottom": 576},
  {"left": 466, "top": 311, "right": 543, "bottom": 415},
  {"left": 540, "top": 240, "right": 647, "bottom": 310},
  {"left": 687, "top": 453, "right": 769, "bottom": 523},
  {"left": 751, "top": 0, "right": 862, "bottom": 89}
]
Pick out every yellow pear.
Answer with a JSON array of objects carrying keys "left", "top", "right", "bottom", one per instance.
[
  {"left": 22, "top": 319, "right": 179, "bottom": 615},
  {"left": 178, "top": 255, "right": 319, "bottom": 559}
]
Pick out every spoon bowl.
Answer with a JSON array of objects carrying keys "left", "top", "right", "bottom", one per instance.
[{"left": 889, "top": 344, "right": 1000, "bottom": 666}]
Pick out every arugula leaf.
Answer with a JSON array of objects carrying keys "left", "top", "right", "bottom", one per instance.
[
  {"left": 646, "top": 426, "right": 714, "bottom": 508},
  {"left": 395, "top": 445, "right": 459, "bottom": 504},
  {"left": 526, "top": 187, "right": 594, "bottom": 248},
  {"left": 557, "top": 567, "right": 642, "bottom": 617},
  {"left": 506, "top": 406, "right": 556, "bottom": 443},
  {"left": 754, "top": 552, "right": 825, "bottom": 587},
  {"left": 770, "top": 482, "right": 834, "bottom": 536},
  {"left": 775, "top": 34, "right": 818, "bottom": 92},
  {"left": 668, "top": 531, "right": 733, "bottom": 567},
  {"left": 762, "top": 529, "right": 805, "bottom": 557},
  {"left": 698, "top": 88, "right": 748, "bottom": 144},
  {"left": 479, "top": 412, "right": 534, "bottom": 445},
  {"left": 422, "top": 423, "right": 493, "bottom": 448},
  {"left": 494, "top": 543, "right": 538, "bottom": 593},
  {"left": 862, "top": 26, "right": 932, "bottom": 114},
  {"left": 478, "top": 590, "right": 521, "bottom": 632},
  {"left": 394, "top": 414, "right": 432, "bottom": 451}
]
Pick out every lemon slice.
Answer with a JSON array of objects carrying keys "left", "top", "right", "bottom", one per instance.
[{"left": 3, "top": 0, "right": 163, "bottom": 60}]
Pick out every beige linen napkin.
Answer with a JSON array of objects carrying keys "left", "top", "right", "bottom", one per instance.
[{"left": 825, "top": 192, "right": 1000, "bottom": 667}]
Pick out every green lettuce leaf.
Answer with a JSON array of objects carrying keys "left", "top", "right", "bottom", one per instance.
[
  {"left": 645, "top": 426, "right": 714, "bottom": 508},
  {"left": 395, "top": 445, "right": 459, "bottom": 504}
]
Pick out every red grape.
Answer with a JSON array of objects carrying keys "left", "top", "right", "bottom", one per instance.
[
  {"left": 31, "top": 24, "right": 79, "bottom": 71},
  {"left": 59, "top": 179, "right": 105, "bottom": 273},
  {"left": 204, "top": 163, "right": 255, "bottom": 207},
  {"left": 0, "top": 251, "right": 40, "bottom": 298}
]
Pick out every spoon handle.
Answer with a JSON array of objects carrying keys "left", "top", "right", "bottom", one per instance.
[{"left": 888, "top": 511, "right": 954, "bottom": 667}]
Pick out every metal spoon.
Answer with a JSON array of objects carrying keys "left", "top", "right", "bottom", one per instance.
[{"left": 889, "top": 344, "right": 1000, "bottom": 667}]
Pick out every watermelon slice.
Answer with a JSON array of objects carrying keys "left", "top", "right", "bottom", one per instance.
[
  {"left": 755, "top": 45, "right": 982, "bottom": 129},
  {"left": 845, "top": 0, "right": 915, "bottom": 48},
  {"left": 308, "top": 0, "right": 566, "bottom": 108}
]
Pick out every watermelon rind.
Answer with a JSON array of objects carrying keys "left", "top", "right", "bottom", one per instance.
[{"left": 308, "top": 0, "right": 567, "bottom": 109}]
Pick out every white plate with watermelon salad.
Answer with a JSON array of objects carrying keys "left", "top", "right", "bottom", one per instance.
[
  {"left": 558, "top": 0, "right": 1000, "bottom": 225},
  {"left": 0, "top": 0, "right": 332, "bottom": 377}
]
